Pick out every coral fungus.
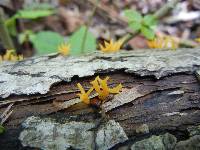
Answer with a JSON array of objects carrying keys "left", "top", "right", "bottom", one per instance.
[
  {"left": 147, "top": 36, "right": 179, "bottom": 49},
  {"left": 0, "top": 50, "right": 23, "bottom": 62},
  {"left": 99, "top": 39, "right": 124, "bottom": 53},
  {"left": 58, "top": 43, "right": 70, "bottom": 56},
  {"left": 77, "top": 76, "right": 122, "bottom": 105}
]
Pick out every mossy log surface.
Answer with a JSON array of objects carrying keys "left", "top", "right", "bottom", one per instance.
[{"left": 0, "top": 48, "right": 200, "bottom": 150}]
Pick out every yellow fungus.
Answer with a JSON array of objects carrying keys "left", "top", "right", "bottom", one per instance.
[
  {"left": 10, "top": 55, "right": 18, "bottom": 61},
  {"left": 147, "top": 36, "right": 179, "bottom": 50},
  {"left": 0, "top": 49, "right": 24, "bottom": 63},
  {"left": 3, "top": 50, "right": 14, "bottom": 60},
  {"left": 58, "top": 43, "right": 70, "bottom": 56},
  {"left": 90, "top": 76, "right": 122, "bottom": 101},
  {"left": 196, "top": 38, "right": 200, "bottom": 43},
  {"left": 99, "top": 39, "right": 124, "bottom": 53},
  {"left": 18, "top": 55, "right": 24, "bottom": 61},
  {"left": 77, "top": 76, "right": 122, "bottom": 105},
  {"left": 77, "top": 83, "right": 94, "bottom": 104}
]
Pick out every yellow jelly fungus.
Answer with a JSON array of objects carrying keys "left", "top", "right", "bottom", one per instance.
[
  {"left": 3, "top": 49, "right": 15, "bottom": 60},
  {"left": 147, "top": 36, "right": 178, "bottom": 49},
  {"left": 0, "top": 49, "right": 23, "bottom": 63},
  {"left": 99, "top": 39, "right": 124, "bottom": 53},
  {"left": 77, "top": 83, "right": 94, "bottom": 104},
  {"left": 10, "top": 55, "right": 18, "bottom": 61},
  {"left": 58, "top": 43, "right": 70, "bottom": 56},
  {"left": 196, "top": 38, "right": 200, "bottom": 43},
  {"left": 18, "top": 55, "right": 24, "bottom": 61},
  {"left": 90, "top": 76, "right": 122, "bottom": 100}
]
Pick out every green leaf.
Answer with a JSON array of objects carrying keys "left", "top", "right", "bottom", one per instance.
[
  {"left": 15, "top": 9, "right": 55, "bottom": 19},
  {"left": 141, "top": 26, "right": 155, "bottom": 40},
  {"left": 5, "top": 17, "right": 17, "bottom": 36},
  {"left": 68, "top": 26, "right": 96, "bottom": 55},
  {"left": 143, "top": 15, "right": 157, "bottom": 27},
  {"left": 0, "top": 125, "right": 5, "bottom": 134},
  {"left": 18, "top": 30, "right": 36, "bottom": 44},
  {"left": 32, "top": 31, "right": 64, "bottom": 55},
  {"left": 124, "top": 9, "right": 142, "bottom": 22},
  {"left": 25, "top": 3, "right": 54, "bottom": 10},
  {"left": 129, "top": 22, "right": 142, "bottom": 31}
]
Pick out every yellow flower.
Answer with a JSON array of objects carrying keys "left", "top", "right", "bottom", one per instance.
[
  {"left": 90, "top": 76, "right": 122, "bottom": 100},
  {"left": 99, "top": 39, "right": 124, "bottom": 53},
  {"left": 195, "top": 38, "right": 200, "bottom": 43},
  {"left": 77, "top": 83, "right": 94, "bottom": 104},
  {"left": 147, "top": 36, "right": 179, "bottom": 50},
  {"left": 58, "top": 43, "right": 70, "bottom": 56}
]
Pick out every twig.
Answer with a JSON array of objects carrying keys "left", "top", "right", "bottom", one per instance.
[
  {"left": 80, "top": 0, "right": 99, "bottom": 54},
  {"left": 0, "top": 8, "right": 14, "bottom": 49},
  {"left": 154, "top": 0, "right": 180, "bottom": 19},
  {"left": 121, "top": 0, "right": 181, "bottom": 46},
  {"left": 179, "top": 39, "right": 199, "bottom": 48},
  {"left": 0, "top": 103, "right": 14, "bottom": 124}
]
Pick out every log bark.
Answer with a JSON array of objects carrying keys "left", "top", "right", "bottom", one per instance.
[{"left": 0, "top": 48, "right": 200, "bottom": 150}]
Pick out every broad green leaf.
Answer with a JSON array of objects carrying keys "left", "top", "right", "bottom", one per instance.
[
  {"left": 129, "top": 22, "right": 142, "bottom": 31},
  {"left": 0, "top": 125, "right": 5, "bottom": 134},
  {"left": 68, "top": 26, "right": 96, "bottom": 55},
  {"left": 143, "top": 15, "right": 157, "bottom": 27},
  {"left": 15, "top": 9, "right": 55, "bottom": 19},
  {"left": 32, "top": 31, "right": 64, "bottom": 55},
  {"left": 5, "top": 9, "right": 54, "bottom": 36},
  {"left": 141, "top": 26, "right": 155, "bottom": 40},
  {"left": 124, "top": 9, "right": 142, "bottom": 22}
]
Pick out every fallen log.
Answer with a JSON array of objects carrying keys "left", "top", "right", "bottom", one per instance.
[{"left": 0, "top": 48, "right": 200, "bottom": 150}]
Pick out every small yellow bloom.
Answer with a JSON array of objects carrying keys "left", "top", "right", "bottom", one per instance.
[
  {"left": 147, "top": 36, "right": 179, "bottom": 50},
  {"left": 99, "top": 39, "right": 124, "bottom": 53},
  {"left": 195, "top": 38, "right": 200, "bottom": 43},
  {"left": 90, "top": 76, "right": 122, "bottom": 100},
  {"left": 77, "top": 83, "right": 94, "bottom": 104},
  {"left": 58, "top": 43, "right": 70, "bottom": 56}
]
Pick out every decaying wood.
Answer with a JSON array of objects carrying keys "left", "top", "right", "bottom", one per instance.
[
  {"left": 1, "top": 48, "right": 200, "bottom": 98},
  {"left": 0, "top": 48, "right": 200, "bottom": 149}
]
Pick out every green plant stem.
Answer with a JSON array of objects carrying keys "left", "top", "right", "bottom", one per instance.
[
  {"left": 0, "top": 8, "right": 14, "bottom": 49},
  {"left": 154, "top": 0, "right": 180, "bottom": 19},
  {"left": 121, "top": 0, "right": 181, "bottom": 46},
  {"left": 81, "top": 0, "right": 99, "bottom": 53},
  {"left": 121, "top": 32, "right": 138, "bottom": 45}
]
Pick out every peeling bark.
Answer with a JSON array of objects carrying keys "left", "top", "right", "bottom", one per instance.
[
  {"left": 0, "top": 48, "right": 200, "bottom": 98},
  {"left": 0, "top": 48, "right": 200, "bottom": 149}
]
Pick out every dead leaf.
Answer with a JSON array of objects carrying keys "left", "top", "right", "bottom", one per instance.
[
  {"left": 128, "top": 36, "right": 149, "bottom": 49},
  {"left": 58, "top": 6, "right": 83, "bottom": 33}
]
